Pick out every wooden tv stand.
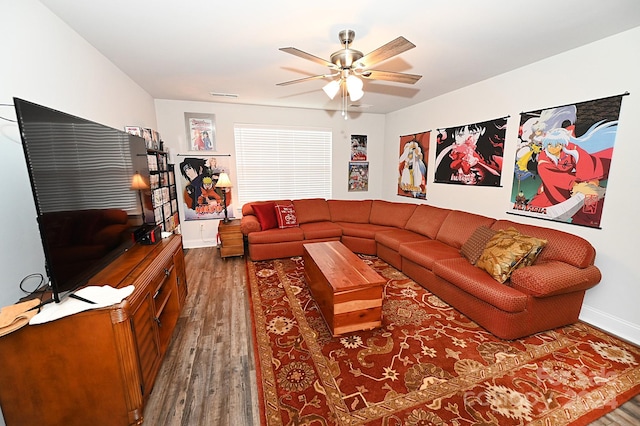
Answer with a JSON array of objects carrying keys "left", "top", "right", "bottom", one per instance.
[{"left": 0, "top": 235, "right": 187, "bottom": 426}]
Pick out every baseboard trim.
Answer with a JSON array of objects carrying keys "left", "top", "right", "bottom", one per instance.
[
  {"left": 580, "top": 305, "right": 640, "bottom": 346},
  {"left": 182, "top": 239, "right": 218, "bottom": 249}
]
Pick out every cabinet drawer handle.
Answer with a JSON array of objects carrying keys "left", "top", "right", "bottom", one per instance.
[{"left": 164, "top": 264, "right": 175, "bottom": 276}]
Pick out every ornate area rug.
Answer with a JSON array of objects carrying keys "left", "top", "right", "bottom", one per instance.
[{"left": 246, "top": 256, "right": 640, "bottom": 426}]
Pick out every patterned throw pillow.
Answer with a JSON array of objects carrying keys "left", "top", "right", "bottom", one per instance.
[
  {"left": 460, "top": 226, "right": 498, "bottom": 264},
  {"left": 515, "top": 233, "right": 547, "bottom": 267},
  {"left": 475, "top": 228, "right": 547, "bottom": 283},
  {"left": 274, "top": 204, "right": 299, "bottom": 228},
  {"left": 252, "top": 202, "right": 278, "bottom": 230}
]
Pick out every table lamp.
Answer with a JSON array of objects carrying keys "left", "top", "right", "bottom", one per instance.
[
  {"left": 131, "top": 172, "right": 149, "bottom": 223},
  {"left": 215, "top": 172, "right": 233, "bottom": 223}
]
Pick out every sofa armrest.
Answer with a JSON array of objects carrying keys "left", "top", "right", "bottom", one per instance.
[
  {"left": 240, "top": 215, "right": 261, "bottom": 235},
  {"left": 509, "top": 260, "right": 601, "bottom": 297}
]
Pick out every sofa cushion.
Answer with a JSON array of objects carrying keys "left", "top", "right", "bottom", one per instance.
[
  {"left": 460, "top": 226, "right": 497, "bottom": 265},
  {"left": 510, "top": 260, "right": 602, "bottom": 297},
  {"left": 491, "top": 220, "right": 595, "bottom": 268},
  {"left": 436, "top": 210, "right": 495, "bottom": 249},
  {"left": 404, "top": 205, "right": 451, "bottom": 239},
  {"left": 242, "top": 200, "right": 292, "bottom": 216},
  {"left": 247, "top": 227, "right": 304, "bottom": 244},
  {"left": 275, "top": 204, "right": 299, "bottom": 228},
  {"left": 375, "top": 229, "right": 428, "bottom": 251},
  {"left": 514, "top": 233, "right": 547, "bottom": 267},
  {"left": 475, "top": 228, "right": 547, "bottom": 283},
  {"left": 292, "top": 198, "right": 331, "bottom": 224},
  {"left": 240, "top": 215, "right": 261, "bottom": 235},
  {"left": 252, "top": 202, "right": 278, "bottom": 230},
  {"left": 327, "top": 199, "right": 372, "bottom": 223},
  {"left": 399, "top": 240, "right": 462, "bottom": 270},
  {"left": 335, "top": 222, "right": 395, "bottom": 239},
  {"left": 433, "top": 258, "right": 528, "bottom": 313},
  {"left": 369, "top": 200, "right": 417, "bottom": 228},
  {"left": 299, "top": 221, "right": 343, "bottom": 240}
]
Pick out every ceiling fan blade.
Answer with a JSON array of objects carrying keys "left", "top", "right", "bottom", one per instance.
[
  {"left": 359, "top": 36, "right": 416, "bottom": 68},
  {"left": 276, "top": 73, "right": 338, "bottom": 86},
  {"left": 279, "top": 47, "right": 337, "bottom": 69},
  {"left": 360, "top": 70, "right": 422, "bottom": 84}
]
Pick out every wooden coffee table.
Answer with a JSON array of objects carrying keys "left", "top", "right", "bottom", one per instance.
[{"left": 302, "top": 241, "right": 384, "bottom": 337}]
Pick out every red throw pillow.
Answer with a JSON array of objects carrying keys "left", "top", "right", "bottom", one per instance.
[
  {"left": 252, "top": 202, "right": 278, "bottom": 230},
  {"left": 274, "top": 204, "right": 299, "bottom": 228}
]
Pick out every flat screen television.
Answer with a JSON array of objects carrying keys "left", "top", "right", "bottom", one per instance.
[{"left": 14, "top": 98, "right": 152, "bottom": 304}]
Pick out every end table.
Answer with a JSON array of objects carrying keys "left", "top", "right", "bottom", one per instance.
[{"left": 218, "top": 219, "right": 244, "bottom": 258}]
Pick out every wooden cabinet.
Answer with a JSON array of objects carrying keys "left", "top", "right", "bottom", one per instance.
[
  {"left": 218, "top": 219, "right": 244, "bottom": 258},
  {"left": 0, "top": 235, "right": 187, "bottom": 426}
]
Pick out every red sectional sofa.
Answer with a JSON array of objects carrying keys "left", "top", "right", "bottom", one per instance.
[{"left": 240, "top": 199, "right": 601, "bottom": 340}]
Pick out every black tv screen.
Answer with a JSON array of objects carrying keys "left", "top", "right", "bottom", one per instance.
[{"left": 14, "top": 98, "right": 152, "bottom": 302}]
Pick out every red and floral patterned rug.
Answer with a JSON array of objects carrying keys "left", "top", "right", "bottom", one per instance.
[{"left": 246, "top": 255, "right": 640, "bottom": 426}]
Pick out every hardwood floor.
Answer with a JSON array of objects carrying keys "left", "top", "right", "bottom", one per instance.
[
  {"left": 143, "top": 246, "right": 640, "bottom": 426},
  {"left": 143, "top": 247, "right": 258, "bottom": 425}
]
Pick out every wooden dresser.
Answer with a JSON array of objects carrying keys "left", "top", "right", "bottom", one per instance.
[{"left": 0, "top": 235, "right": 187, "bottom": 426}]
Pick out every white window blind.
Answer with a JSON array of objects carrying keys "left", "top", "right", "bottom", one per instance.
[
  {"left": 23, "top": 122, "right": 137, "bottom": 213},
  {"left": 234, "top": 124, "right": 332, "bottom": 207}
]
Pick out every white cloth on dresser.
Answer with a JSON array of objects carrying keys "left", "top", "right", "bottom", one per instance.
[{"left": 29, "top": 285, "right": 135, "bottom": 325}]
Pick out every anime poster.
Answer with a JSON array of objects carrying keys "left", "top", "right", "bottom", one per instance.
[
  {"left": 434, "top": 117, "right": 507, "bottom": 186},
  {"left": 178, "top": 156, "right": 234, "bottom": 221},
  {"left": 351, "top": 135, "right": 367, "bottom": 161},
  {"left": 510, "top": 95, "right": 624, "bottom": 228},
  {"left": 184, "top": 113, "right": 216, "bottom": 151},
  {"left": 348, "top": 162, "right": 369, "bottom": 192},
  {"left": 398, "top": 131, "right": 429, "bottom": 199}
]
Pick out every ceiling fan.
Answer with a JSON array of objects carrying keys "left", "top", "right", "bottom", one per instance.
[{"left": 277, "top": 30, "right": 422, "bottom": 117}]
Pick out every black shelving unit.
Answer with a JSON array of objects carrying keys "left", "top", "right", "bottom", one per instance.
[{"left": 148, "top": 150, "right": 179, "bottom": 232}]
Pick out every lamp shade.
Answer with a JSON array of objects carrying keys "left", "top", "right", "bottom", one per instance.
[
  {"left": 349, "top": 88, "right": 364, "bottom": 102},
  {"left": 346, "top": 75, "right": 364, "bottom": 101},
  {"left": 215, "top": 172, "right": 233, "bottom": 188},
  {"left": 130, "top": 172, "right": 149, "bottom": 190},
  {"left": 322, "top": 80, "right": 341, "bottom": 100}
]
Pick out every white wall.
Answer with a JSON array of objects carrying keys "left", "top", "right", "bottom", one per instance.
[
  {"left": 154, "top": 100, "right": 385, "bottom": 248},
  {"left": 384, "top": 27, "right": 640, "bottom": 345},
  {"left": 0, "top": 2, "right": 157, "bottom": 326}
]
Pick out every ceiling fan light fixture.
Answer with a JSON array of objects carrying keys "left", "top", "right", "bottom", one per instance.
[
  {"left": 346, "top": 75, "right": 363, "bottom": 91},
  {"left": 346, "top": 75, "right": 364, "bottom": 101},
  {"left": 349, "top": 87, "right": 364, "bottom": 102},
  {"left": 322, "top": 80, "right": 341, "bottom": 99},
  {"left": 277, "top": 29, "right": 421, "bottom": 118}
]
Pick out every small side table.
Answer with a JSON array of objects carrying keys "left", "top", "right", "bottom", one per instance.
[{"left": 218, "top": 219, "right": 244, "bottom": 258}]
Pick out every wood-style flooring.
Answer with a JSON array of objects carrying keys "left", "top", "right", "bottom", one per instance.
[{"left": 143, "top": 246, "right": 640, "bottom": 426}]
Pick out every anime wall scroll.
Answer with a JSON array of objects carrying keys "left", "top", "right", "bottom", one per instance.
[
  {"left": 398, "top": 131, "right": 429, "bottom": 199},
  {"left": 178, "top": 156, "right": 234, "bottom": 221},
  {"left": 510, "top": 94, "right": 625, "bottom": 228},
  {"left": 434, "top": 117, "right": 507, "bottom": 186}
]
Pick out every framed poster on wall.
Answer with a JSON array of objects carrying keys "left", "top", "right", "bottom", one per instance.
[{"left": 184, "top": 112, "right": 216, "bottom": 151}]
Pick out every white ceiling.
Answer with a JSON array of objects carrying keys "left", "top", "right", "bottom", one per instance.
[{"left": 39, "top": 0, "right": 640, "bottom": 115}]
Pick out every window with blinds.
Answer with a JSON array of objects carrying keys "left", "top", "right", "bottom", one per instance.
[
  {"left": 22, "top": 121, "right": 139, "bottom": 214},
  {"left": 234, "top": 124, "right": 332, "bottom": 207}
]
